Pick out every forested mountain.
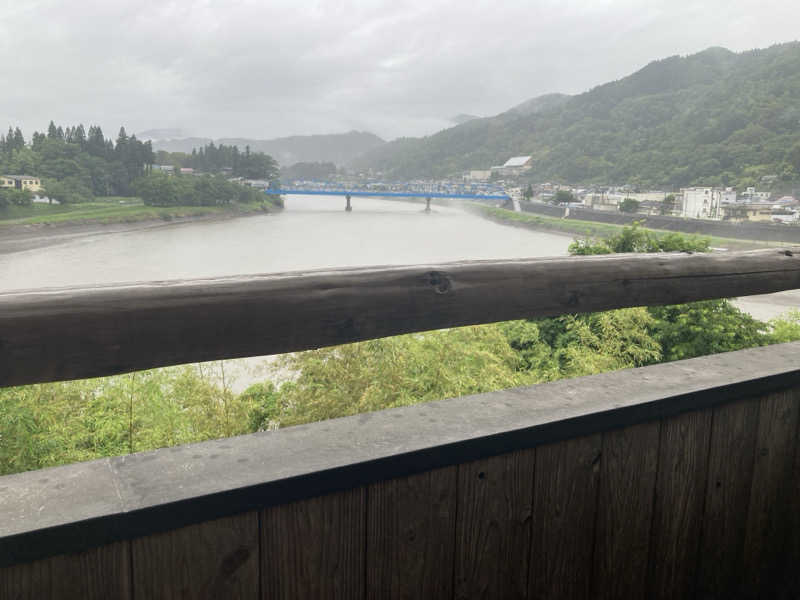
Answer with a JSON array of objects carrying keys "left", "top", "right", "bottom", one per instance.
[
  {"left": 145, "top": 131, "right": 385, "bottom": 166},
  {"left": 354, "top": 43, "right": 800, "bottom": 189}
]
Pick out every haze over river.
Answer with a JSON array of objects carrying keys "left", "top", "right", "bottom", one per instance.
[{"left": 0, "top": 196, "right": 571, "bottom": 291}]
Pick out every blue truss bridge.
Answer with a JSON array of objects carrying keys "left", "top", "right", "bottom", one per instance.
[{"left": 267, "top": 180, "right": 510, "bottom": 211}]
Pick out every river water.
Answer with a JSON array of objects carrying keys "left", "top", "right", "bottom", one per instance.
[{"left": 0, "top": 196, "right": 571, "bottom": 291}]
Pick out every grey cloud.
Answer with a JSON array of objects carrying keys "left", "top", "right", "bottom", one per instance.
[{"left": 1, "top": 0, "right": 798, "bottom": 140}]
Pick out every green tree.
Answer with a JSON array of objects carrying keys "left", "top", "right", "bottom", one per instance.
[
  {"left": 769, "top": 310, "right": 800, "bottom": 343},
  {"left": 553, "top": 190, "right": 575, "bottom": 204},
  {"left": 788, "top": 142, "right": 800, "bottom": 173},
  {"left": 649, "top": 301, "right": 770, "bottom": 361},
  {"left": 43, "top": 177, "right": 93, "bottom": 204},
  {"left": 619, "top": 197, "right": 640, "bottom": 213},
  {"left": 0, "top": 188, "right": 33, "bottom": 207},
  {"left": 523, "top": 184, "right": 534, "bottom": 200},
  {"left": 567, "top": 224, "right": 773, "bottom": 362},
  {"left": 273, "top": 326, "right": 535, "bottom": 427},
  {"left": 569, "top": 223, "right": 710, "bottom": 255},
  {"left": 660, "top": 194, "right": 676, "bottom": 215}
]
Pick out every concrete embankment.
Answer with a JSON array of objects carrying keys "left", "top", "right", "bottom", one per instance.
[{"left": 519, "top": 201, "right": 800, "bottom": 244}]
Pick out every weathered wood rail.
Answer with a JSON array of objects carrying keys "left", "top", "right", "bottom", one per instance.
[
  {"left": 1, "top": 246, "right": 799, "bottom": 387},
  {"left": 1, "top": 344, "right": 799, "bottom": 598}
]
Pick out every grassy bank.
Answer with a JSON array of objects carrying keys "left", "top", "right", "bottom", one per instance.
[
  {"left": 0, "top": 196, "right": 279, "bottom": 227},
  {"left": 473, "top": 204, "right": 777, "bottom": 250}
]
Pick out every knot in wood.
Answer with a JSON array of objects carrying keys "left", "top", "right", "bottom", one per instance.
[
  {"left": 783, "top": 250, "right": 794, "bottom": 257},
  {"left": 427, "top": 271, "right": 452, "bottom": 294}
]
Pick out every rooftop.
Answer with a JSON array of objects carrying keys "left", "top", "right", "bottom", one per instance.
[{"left": 502, "top": 156, "right": 532, "bottom": 167}]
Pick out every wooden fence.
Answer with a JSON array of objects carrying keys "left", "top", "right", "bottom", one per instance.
[
  {"left": 1, "top": 249, "right": 800, "bottom": 599},
  {"left": 2, "top": 344, "right": 799, "bottom": 599}
]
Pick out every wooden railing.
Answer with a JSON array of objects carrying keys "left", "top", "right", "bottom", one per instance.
[
  {"left": 1, "top": 247, "right": 799, "bottom": 387},
  {"left": 1, "top": 248, "right": 799, "bottom": 599}
]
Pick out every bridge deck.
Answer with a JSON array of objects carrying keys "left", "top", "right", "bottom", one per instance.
[{"left": 270, "top": 188, "right": 511, "bottom": 200}]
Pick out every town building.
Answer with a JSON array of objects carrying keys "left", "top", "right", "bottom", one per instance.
[
  {"left": 680, "top": 187, "right": 735, "bottom": 220},
  {"left": 1, "top": 175, "right": 42, "bottom": 192},
  {"left": 740, "top": 187, "right": 771, "bottom": 202},
  {"left": 490, "top": 156, "right": 533, "bottom": 177},
  {"left": 723, "top": 201, "right": 799, "bottom": 223},
  {"left": 466, "top": 170, "right": 492, "bottom": 182}
]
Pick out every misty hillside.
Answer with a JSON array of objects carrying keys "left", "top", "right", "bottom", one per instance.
[
  {"left": 449, "top": 114, "right": 480, "bottom": 125},
  {"left": 354, "top": 43, "right": 800, "bottom": 188},
  {"left": 146, "top": 137, "right": 213, "bottom": 153},
  {"left": 145, "top": 131, "right": 385, "bottom": 166}
]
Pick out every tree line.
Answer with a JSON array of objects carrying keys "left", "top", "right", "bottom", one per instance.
[
  {"left": 134, "top": 172, "right": 280, "bottom": 207},
  {"left": 0, "top": 124, "right": 280, "bottom": 207},
  {"left": 155, "top": 141, "right": 279, "bottom": 181},
  {"left": 0, "top": 122, "right": 155, "bottom": 203}
]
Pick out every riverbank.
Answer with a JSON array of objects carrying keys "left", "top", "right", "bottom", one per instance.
[
  {"left": 0, "top": 200, "right": 281, "bottom": 255},
  {"left": 470, "top": 203, "right": 781, "bottom": 250}
]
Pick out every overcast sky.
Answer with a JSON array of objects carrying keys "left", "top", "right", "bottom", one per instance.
[{"left": 2, "top": 0, "right": 799, "bottom": 141}]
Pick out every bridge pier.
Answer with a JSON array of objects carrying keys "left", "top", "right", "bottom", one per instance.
[
  {"left": 425, "top": 197, "right": 431, "bottom": 212},
  {"left": 345, "top": 194, "right": 352, "bottom": 212}
]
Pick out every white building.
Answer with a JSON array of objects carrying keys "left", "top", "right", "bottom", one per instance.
[
  {"left": 740, "top": 187, "right": 771, "bottom": 202},
  {"left": 466, "top": 170, "right": 492, "bottom": 181},
  {"left": 680, "top": 187, "right": 735, "bottom": 220},
  {"left": 490, "top": 156, "right": 533, "bottom": 177}
]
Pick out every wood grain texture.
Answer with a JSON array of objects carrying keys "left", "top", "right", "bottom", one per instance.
[
  {"left": 2, "top": 247, "right": 799, "bottom": 387},
  {"left": 366, "top": 466, "right": 457, "bottom": 600},
  {"left": 591, "top": 421, "right": 660, "bottom": 600},
  {"left": 131, "top": 512, "right": 258, "bottom": 600},
  {"left": 261, "top": 488, "right": 365, "bottom": 600},
  {"left": 528, "top": 434, "right": 601, "bottom": 600},
  {"left": 646, "top": 409, "right": 712, "bottom": 599},
  {"left": 453, "top": 449, "right": 535, "bottom": 600},
  {"left": 0, "top": 541, "right": 131, "bottom": 600},
  {"left": 695, "top": 398, "right": 760, "bottom": 599},
  {"left": 740, "top": 389, "right": 800, "bottom": 597},
  {"left": 782, "top": 405, "right": 800, "bottom": 598}
]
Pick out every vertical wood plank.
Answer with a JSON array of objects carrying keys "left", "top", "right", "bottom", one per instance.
[
  {"left": 740, "top": 389, "right": 800, "bottom": 597},
  {"left": 695, "top": 398, "right": 760, "bottom": 599},
  {"left": 366, "top": 466, "right": 457, "bottom": 600},
  {"left": 132, "top": 512, "right": 258, "bottom": 599},
  {"left": 528, "top": 434, "right": 601, "bottom": 600},
  {"left": 0, "top": 541, "right": 131, "bottom": 600},
  {"left": 783, "top": 400, "right": 800, "bottom": 598},
  {"left": 261, "top": 488, "right": 365, "bottom": 600},
  {"left": 592, "top": 420, "right": 660, "bottom": 600},
  {"left": 646, "top": 409, "right": 712, "bottom": 599},
  {"left": 453, "top": 449, "right": 535, "bottom": 600}
]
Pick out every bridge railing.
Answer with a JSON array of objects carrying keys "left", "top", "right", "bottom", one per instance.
[
  {"left": 1, "top": 247, "right": 800, "bottom": 598},
  {"left": 272, "top": 179, "right": 511, "bottom": 199}
]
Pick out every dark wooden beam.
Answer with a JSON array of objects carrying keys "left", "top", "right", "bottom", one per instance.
[{"left": 1, "top": 247, "right": 798, "bottom": 387}]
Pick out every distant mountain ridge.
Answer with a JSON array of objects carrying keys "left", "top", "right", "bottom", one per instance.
[
  {"left": 449, "top": 114, "right": 480, "bottom": 125},
  {"left": 353, "top": 42, "right": 800, "bottom": 188},
  {"left": 506, "top": 93, "right": 570, "bottom": 116},
  {"left": 142, "top": 131, "right": 386, "bottom": 166}
]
